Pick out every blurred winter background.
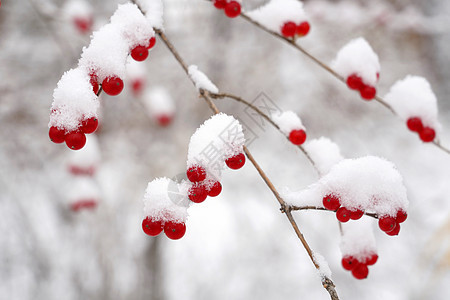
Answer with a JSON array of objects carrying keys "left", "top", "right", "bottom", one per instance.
[{"left": 1, "top": 0, "right": 450, "bottom": 299}]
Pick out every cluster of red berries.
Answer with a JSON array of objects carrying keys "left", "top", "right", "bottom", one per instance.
[
  {"left": 378, "top": 210, "right": 407, "bottom": 236},
  {"left": 142, "top": 216, "right": 186, "bottom": 240},
  {"left": 323, "top": 194, "right": 364, "bottom": 222},
  {"left": 213, "top": 0, "right": 241, "bottom": 18},
  {"left": 281, "top": 21, "right": 310, "bottom": 38},
  {"left": 49, "top": 116, "right": 98, "bottom": 150},
  {"left": 289, "top": 129, "right": 307, "bottom": 145},
  {"left": 406, "top": 117, "right": 436, "bottom": 143},
  {"left": 346, "top": 73, "right": 379, "bottom": 100},
  {"left": 73, "top": 16, "right": 93, "bottom": 34},
  {"left": 342, "top": 252, "right": 378, "bottom": 280},
  {"left": 71, "top": 199, "right": 97, "bottom": 212}
]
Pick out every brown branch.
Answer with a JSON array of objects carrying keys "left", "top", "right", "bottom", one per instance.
[{"left": 288, "top": 205, "right": 379, "bottom": 219}]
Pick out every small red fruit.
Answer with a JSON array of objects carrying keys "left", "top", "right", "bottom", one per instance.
[
  {"left": 164, "top": 221, "right": 186, "bottom": 240},
  {"left": 336, "top": 207, "right": 351, "bottom": 222},
  {"left": 342, "top": 255, "right": 358, "bottom": 271},
  {"left": 289, "top": 129, "right": 307, "bottom": 145},
  {"left": 296, "top": 21, "right": 310, "bottom": 37},
  {"left": 81, "top": 117, "right": 98, "bottom": 134},
  {"left": 214, "top": 0, "right": 227, "bottom": 9},
  {"left": 366, "top": 253, "right": 378, "bottom": 266},
  {"left": 322, "top": 194, "right": 341, "bottom": 211},
  {"left": 349, "top": 209, "right": 364, "bottom": 220},
  {"left": 147, "top": 37, "right": 156, "bottom": 49},
  {"left": 406, "top": 117, "right": 423, "bottom": 132},
  {"left": 225, "top": 153, "right": 246, "bottom": 170},
  {"left": 142, "top": 217, "right": 163, "bottom": 236},
  {"left": 49, "top": 126, "right": 66, "bottom": 144},
  {"left": 352, "top": 263, "right": 369, "bottom": 279},
  {"left": 346, "top": 74, "right": 363, "bottom": 90},
  {"left": 188, "top": 183, "right": 208, "bottom": 203},
  {"left": 360, "top": 85, "right": 376, "bottom": 100},
  {"left": 74, "top": 17, "right": 92, "bottom": 34},
  {"left": 419, "top": 127, "right": 436, "bottom": 142},
  {"left": 131, "top": 45, "right": 149, "bottom": 61},
  {"left": 396, "top": 210, "right": 407, "bottom": 223},
  {"left": 186, "top": 165, "right": 206, "bottom": 182},
  {"left": 157, "top": 114, "right": 172, "bottom": 127},
  {"left": 386, "top": 223, "right": 401, "bottom": 236},
  {"left": 378, "top": 216, "right": 397, "bottom": 232},
  {"left": 65, "top": 131, "right": 87, "bottom": 150},
  {"left": 208, "top": 181, "right": 222, "bottom": 197},
  {"left": 102, "top": 76, "right": 124, "bottom": 96},
  {"left": 224, "top": 1, "right": 241, "bottom": 18},
  {"left": 281, "top": 21, "right": 297, "bottom": 37},
  {"left": 131, "top": 78, "right": 144, "bottom": 96}
]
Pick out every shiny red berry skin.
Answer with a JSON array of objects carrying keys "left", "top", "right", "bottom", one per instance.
[
  {"left": 188, "top": 183, "right": 208, "bottom": 203},
  {"left": 349, "top": 209, "right": 364, "bottom": 220},
  {"left": 346, "top": 74, "right": 363, "bottom": 90},
  {"left": 322, "top": 194, "right": 341, "bottom": 211},
  {"left": 147, "top": 37, "right": 156, "bottom": 49},
  {"left": 360, "top": 85, "right": 376, "bottom": 100},
  {"left": 49, "top": 126, "right": 66, "bottom": 144},
  {"left": 142, "top": 217, "right": 163, "bottom": 236},
  {"left": 81, "top": 117, "right": 98, "bottom": 134},
  {"left": 378, "top": 216, "right": 397, "bottom": 232},
  {"left": 102, "top": 76, "right": 124, "bottom": 96},
  {"left": 281, "top": 21, "right": 297, "bottom": 37},
  {"left": 157, "top": 114, "right": 172, "bottom": 127},
  {"left": 366, "top": 253, "right": 378, "bottom": 265},
  {"left": 296, "top": 21, "right": 310, "bottom": 36},
  {"left": 65, "top": 132, "right": 87, "bottom": 150},
  {"left": 214, "top": 0, "right": 227, "bottom": 9},
  {"left": 225, "top": 153, "right": 246, "bottom": 170},
  {"left": 131, "top": 45, "right": 149, "bottom": 61},
  {"left": 208, "top": 181, "right": 222, "bottom": 197},
  {"left": 164, "top": 221, "right": 186, "bottom": 240},
  {"left": 224, "top": 1, "right": 241, "bottom": 18},
  {"left": 419, "top": 127, "right": 436, "bottom": 142},
  {"left": 406, "top": 117, "right": 423, "bottom": 132},
  {"left": 289, "top": 129, "right": 307, "bottom": 145},
  {"left": 336, "top": 207, "right": 351, "bottom": 222},
  {"left": 386, "top": 223, "right": 401, "bottom": 236},
  {"left": 186, "top": 165, "right": 206, "bottom": 182},
  {"left": 352, "top": 263, "right": 369, "bottom": 279},
  {"left": 396, "top": 210, "right": 407, "bottom": 223},
  {"left": 342, "top": 255, "right": 358, "bottom": 271}
]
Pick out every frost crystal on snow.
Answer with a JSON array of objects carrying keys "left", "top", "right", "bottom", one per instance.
[
  {"left": 332, "top": 37, "right": 380, "bottom": 86},
  {"left": 303, "top": 137, "right": 343, "bottom": 176},
  {"left": 340, "top": 220, "right": 377, "bottom": 263},
  {"left": 272, "top": 110, "right": 305, "bottom": 136},
  {"left": 188, "top": 65, "right": 219, "bottom": 94}
]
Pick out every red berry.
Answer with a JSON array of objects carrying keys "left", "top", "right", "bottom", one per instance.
[
  {"left": 142, "top": 217, "right": 163, "bottom": 236},
  {"left": 342, "top": 255, "right": 358, "bottom": 271},
  {"left": 322, "top": 194, "right": 341, "bottom": 211},
  {"left": 90, "top": 75, "right": 99, "bottom": 94},
  {"left": 224, "top": 1, "right": 241, "bottom": 18},
  {"left": 147, "top": 37, "right": 156, "bottom": 49},
  {"left": 378, "top": 216, "right": 397, "bottom": 232},
  {"left": 346, "top": 74, "right": 363, "bottom": 90},
  {"left": 289, "top": 129, "right": 307, "bottom": 145},
  {"left": 131, "top": 78, "right": 144, "bottom": 96},
  {"left": 352, "top": 263, "right": 369, "bottom": 279},
  {"left": 406, "top": 117, "right": 423, "bottom": 132},
  {"left": 396, "top": 210, "right": 407, "bottom": 223},
  {"left": 49, "top": 126, "right": 66, "bottom": 144},
  {"left": 376, "top": 72, "right": 380, "bottom": 80},
  {"left": 360, "top": 85, "right": 376, "bottom": 100},
  {"left": 386, "top": 223, "right": 401, "bottom": 236},
  {"left": 102, "top": 76, "right": 124, "bottom": 96},
  {"left": 281, "top": 21, "right": 297, "bottom": 37},
  {"left": 186, "top": 165, "right": 206, "bottom": 182},
  {"left": 225, "top": 153, "right": 246, "bottom": 170},
  {"left": 296, "top": 21, "right": 310, "bottom": 37},
  {"left": 336, "top": 207, "right": 351, "bottom": 222},
  {"left": 366, "top": 253, "right": 378, "bottom": 266},
  {"left": 81, "top": 117, "right": 98, "bottom": 134},
  {"left": 74, "top": 17, "right": 92, "bottom": 34},
  {"left": 208, "top": 181, "right": 222, "bottom": 197},
  {"left": 164, "top": 221, "right": 186, "bottom": 240},
  {"left": 188, "top": 183, "right": 208, "bottom": 203},
  {"left": 131, "top": 45, "right": 149, "bottom": 62},
  {"left": 349, "top": 209, "right": 364, "bottom": 220},
  {"left": 65, "top": 131, "right": 87, "bottom": 150},
  {"left": 419, "top": 127, "right": 436, "bottom": 142},
  {"left": 157, "top": 114, "right": 172, "bottom": 127},
  {"left": 214, "top": 0, "right": 227, "bottom": 9}
]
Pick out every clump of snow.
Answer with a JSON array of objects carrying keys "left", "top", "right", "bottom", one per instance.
[
  {"left": 340, "top": 220, "right": 377, "bottom": 263},
  {"left": 126, "top": 59, "right": 146, "bottom": 81},
  {"left": 188, "top": 65, "right": 219, "bottom": 94},
  {"left": 332, "top": 37, "right": 380, "bottom": 86},
  {"left": 384, "top": 75, "right": 441, "bottom": 131},
  {"left": 136, "top": 0, "right": 164, "bottom": 29},
  {"left": 49, "top": 68, "right": 99, "bottom": 131},
  {"left": 247, "top": 0, "right": 308, "bottom": 34},
  {"left": 313, "top": 252, "right": 332, "bottom": 279},
  {"left": 303, "top": 137, "right": 343, "bottom": 176},
  {"left": 62, "top": 0, "right": 92, "bottom": 20},
  {"left": 66, "top": 135, "right": 101, "bottom": 171},
  {"left": 187, "top": 113, "right": 245, "bottom": 180},
  {"left": 67, "top": 177, "right": 100, "bottom": 204},
  {"left": 142, "top": 87, "right": 175, "bottom": 118},
  {"left": 272, "top": 110, "right": 305, "bottom": 136}
]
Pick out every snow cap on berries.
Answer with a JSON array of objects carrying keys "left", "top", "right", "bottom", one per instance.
[
  {"left": 142, "top": 87, "right": 175, "bottom": 119},
  {"left": 332, "top": 37, "right": 380, "bottom": 86},
  {"left": 66, "top": 177, "right": 100, "bottom": 204},
  {"left": 126, "top": 59, "right": 146, "bottom": 81},
  {"left": 247, "top": 0, "right": 308, "bottom": 33},
  {"left": 384, "top": 75, "right": 441, "bottom": 132},
  {"left": 66, "top": 135, "right": 101, "bottom": 171},
  {"left": 272, "top": 110, "right": 305, "bottom": 136},
  {"left": 188, "top": 65, "right": 219, "bottom": 94},
  {"left": 49, "top": 68, "right": 99, "bottom": 132},
  {"left": 135, "top": 0, "right": 164, "bottom": 29},
  {"left": 63, "top": 0, "right": 93, "bottom": 21},
  {"left": 303, "top": 137, "right": 344, "bottom": 176},
  {"left": 340, "top": 220, "right": 377, "bottom": 263}
]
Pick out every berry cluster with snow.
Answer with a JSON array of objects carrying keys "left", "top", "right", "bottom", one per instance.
[
  {"left": 247, "top": 0, "right": 310, "bottom": 38},
  {"left": 272, "top": 110, "right": 307, "bottom": 146},
  {"left": 332, "top": 37, "right": 380, "bottom": 100},
  {"left": 126, "top": 59, "right": 147, "bottom": 97},
  {"left": 142, "top": 87, "right": 176, "bottom": 127},
  {"left": 384, "top": 75, "right": 441, "bottom": 143},
  {"left": 63, "top": 0, "right": 93, "bottom": 34},
  {"left": 213, "top": 0, "right": 242, "bottom": 18},
  {"left": 142, "top": 113, "right": 246, "bottom": 239}
]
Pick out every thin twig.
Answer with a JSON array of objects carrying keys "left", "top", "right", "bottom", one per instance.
[{"left": 288, "top": 205, "right": 379, "bottom": 219}]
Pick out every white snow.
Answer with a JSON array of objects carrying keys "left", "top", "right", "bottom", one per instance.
[
  {"left": 62, "top": 0, "right": 92, "bottom": 19},
  {"left": 332, "top": 37, "right": 380, "bottom": 86},
  {"left": 272, "top": 110, "right": 305, "bottom": 136},
  {"left": 66, "top": 135, "right": 101, "bottom": 170},
  {"left": 246, "top": 0, "right": 308, "bottom": 34},
  {"left": 142, "top": 87, "right": 175, "bottom": 117},
  {"left": 384, "top": 75, "right": 441, "bottom": 131},
  {"left": 303, "top": 137, "right": 344, "bottom": 176},
  {"left": 126, "top": 59, "right": 146, "bottom": 81},
  {"left": 67, "top": 177, "right": 100, "bottom": 203},
  {"left": 188, "top": 65, "right": 219, "bottom": 94},
  {"left": 340, "top": 220, "right": 377, "bottom": 263},
  {"left": 313, "top": 252, "right": 332, "bottom": 279},
  {"left": 135, "top": 0, "right": 164, "bottom": 29}
]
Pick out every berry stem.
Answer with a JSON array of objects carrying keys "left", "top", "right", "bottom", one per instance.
[{"left": 288, "top": 205, "right": 379, "bottom": 219}]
